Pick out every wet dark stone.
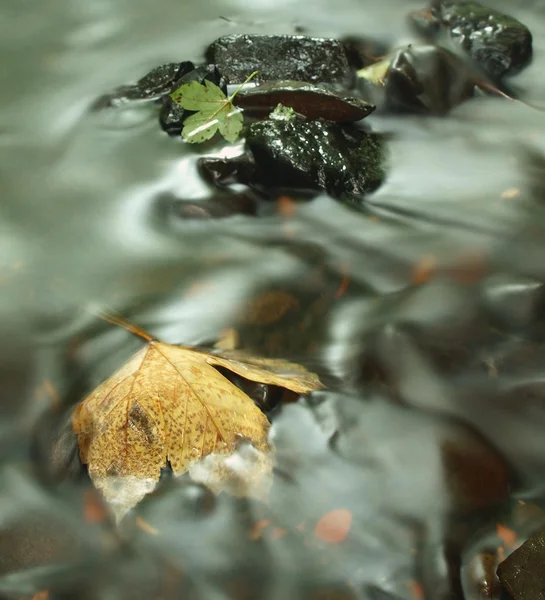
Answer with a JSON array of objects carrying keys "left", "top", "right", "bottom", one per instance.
[
  {"left": 134, "top": 61, "right": 195, "bottom": 98},
  {"left": 435, "top": 1, "right": 533, "bottom": 79},
  {"left": 206, "top": 34, "right": 353, "bottom": 86},
  {"left": 93, "top": 61, "right": 194, "bottom": 108},
  {"left": 234, "top": 81, "right": 375, "bottom": 123},
  {"left": 159, "top": 65, "right": 226, "bottom": 136},
  {"left": 215, "top": 366, "right": 283, "bottom": 412},
  {"left": 198, "top": 156, "right": 257, "bottom": 188},
  {"left": 359, "top": 45, "right": 475, "bottom": 115},
  {"left": 497, "top": 526, "right": 545, "bottom": 599},
  {"left": 245, "top": 118, "right": 386, "bottom": 199},
  {"left": 159, "top": 96, "right": 185, "bottom": 136}
]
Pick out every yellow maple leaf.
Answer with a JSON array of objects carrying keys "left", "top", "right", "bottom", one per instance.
[{"left": 72, "top": 320, "right": 323, "bottom": 521}]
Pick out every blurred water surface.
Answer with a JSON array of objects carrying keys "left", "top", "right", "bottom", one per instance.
[{"left": 2, "top": 0, "right": 545, "bottom": 598}]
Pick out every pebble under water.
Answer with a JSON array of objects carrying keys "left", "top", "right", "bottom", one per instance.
[{"left": 2, "top": 0, "right": 545, "bottom": 599}]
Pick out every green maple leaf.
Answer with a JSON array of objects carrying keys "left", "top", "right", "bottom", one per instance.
[{"left": 170, "top": 71, "right": 258, "bottom": 144}]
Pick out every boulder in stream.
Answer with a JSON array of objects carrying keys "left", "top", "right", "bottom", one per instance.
[
  {"left": 497, "top": 526, "right": 545, "bottom": 599},
  {"left": 430, "top": 1, "right": 532, "bottom": 79},
  {"left": 206, "top": 34, "right": 353, "bottom": 86},
  {"left": 93, "top": 61, "right": 195, "bottom": 108},
  {"left": 358, "top": 45, "right": 476, "bottom": 115},
  {"left": 245, "top": 117, "right": 386, "bottom": 199}
]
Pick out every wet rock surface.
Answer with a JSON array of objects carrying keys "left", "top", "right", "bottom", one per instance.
[
  {"left": 434, "top": 1, "right": 533, "bottom": 79},
  {"left": 206, "top": 34, "right": 353, "bottom": 85},
  {"left": 234, "top": 81, "right": 375, "bottom": 122},
  {"left": 245, "top": 118, "right": 386, "bottom": 199},
  {"left": 497, "top": 527, "right": 545, "bottom": 599},
  {"left": 359, "top": 45, "right": 475, "bottom": 115},
  {"left": 93, "top": 61, "right": 195, "bottom": 108},
  {"left": 198, "top": 156, "right": 257, "bottom": 189}
]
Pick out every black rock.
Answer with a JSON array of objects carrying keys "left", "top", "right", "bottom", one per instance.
[
  {"left": 159, "top": 96, "right": 186, "bottom": 136},
  {"left": 497, "top": 526, "right": 545, "bottom": 599},
  {"left": 198, "top": 156, "right": 257, "bottom": 188},
  {"left": 234, "top": 81, "right": 375, "bottom": 123},
  {"left": 206, "top": 34, "right": 353, "bottom": 86},
  {"left": 135, "top": 61, "right": 195, "bottom": 98},
  {"left": 435, "top": 0, "right": 533, "bottom": 79},
  {"left": 93, "top": 61, "right": 194, "bottom": 108},
  {"left": 359, "top": 45, "right": 475, "bottom": 115},
  {"left": 245, "top": 118, "right": 386, "bottom": 199},
  {"left": 159, "top": 65, "right": 227, "bottom": 136}
]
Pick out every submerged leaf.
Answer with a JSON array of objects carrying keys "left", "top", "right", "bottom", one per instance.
[
  {"left": 357, "top": 57, "right": 391, "bottom": 85},
  {"left": 73, "top": 338, "right": 323, "bottom": 521},
  {"left": 170, "top": 71, "right": 257, "bottom": 143}
]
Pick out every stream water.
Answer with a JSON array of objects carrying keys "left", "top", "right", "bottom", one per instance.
[{"left": 2, "top": 0, "right": 545, "bottom": 598}]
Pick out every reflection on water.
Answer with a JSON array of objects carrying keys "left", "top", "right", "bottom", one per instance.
[{"left": 2, "top": 0, "right": 545, "bottom": 598}]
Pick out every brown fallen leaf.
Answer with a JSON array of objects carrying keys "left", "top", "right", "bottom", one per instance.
[{"left": 73, "top": 322, "right": 323, "bottom": 521}]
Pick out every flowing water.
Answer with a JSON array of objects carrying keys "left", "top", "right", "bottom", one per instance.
[{"left": 2, "top": 0, "right": 545, "bottom": 598}]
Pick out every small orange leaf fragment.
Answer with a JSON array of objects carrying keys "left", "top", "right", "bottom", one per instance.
[
  {"left": 271, "top": 527, "right": 288, "bottom": 540},
  {"left": 249, "top": 519, "right": 271, "bottom": 541},
  {"left": 497, "top": 523, "right": 517, "bottom": 549},
  {"left": 408, "top": 580, "right": 425, "bottom": 600},
  {"left": 314, "top": 509, "right": 352, "bottom": 544},
  {"left": 278, "top": 195, "right": 296, "bottom": 217},
  {"left": 44, "top": 379, "right": 60, "bottom": 409},
  {"left": 83, "top": 489, "right": 108, "bottom": 524},
  {"left": 136, "top": 516, "right": 159, "bottom": 536},
  {"left": 412, "top": 254, "right": 436, "bottom": 285},
  {"left": 32, "top": 592, "right": 49, "bottom": 600},
  {"left": 335, "top": 272, "right": 350, "bottom": 299}
]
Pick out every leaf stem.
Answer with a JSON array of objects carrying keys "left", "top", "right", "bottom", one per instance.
[{"left": 228, "top": 71, "right": 259, "bottom": 102}]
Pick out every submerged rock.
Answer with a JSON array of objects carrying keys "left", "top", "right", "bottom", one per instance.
[
  {"left": 358, "top": 45, "right": 475, "bottom": 115},
  {"left": 497, "top": 526, "right": 545, "bottom": 599},
  {"left": 158, "top": 192, "right": 257, "bottom": 221},
  {"left": 198, "top": 156, "right": 256, "bottom": 188},
  {"left": 234, "top": 81, "right": 375, "bottom": 123},
  {"left": 435, "top": 1, "right": 532, "bottom": 79},
  {"left": 135, "top": 61, "right": 195, "bottom": 98},
  {"left": 245, "top": 118, "right": 386, "bottom": 198},
  {"left": 159, "top": 65, "right": 226, "bottom": 136},
  {"left": 206, "top": 34, "right": 353, "bottom": 86},
  {"left": 93, "top": 61, "right": 194, "bottom": 108}
]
